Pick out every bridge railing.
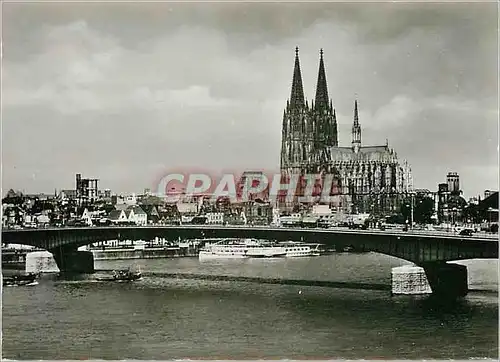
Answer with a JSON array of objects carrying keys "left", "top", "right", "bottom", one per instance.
[{"left": 3, "top": 224, "right": 498, "bottom": 242}]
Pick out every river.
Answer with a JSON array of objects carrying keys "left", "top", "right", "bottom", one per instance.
[{"left": 2, "top": 253, "right": 498, "bottom": 359}]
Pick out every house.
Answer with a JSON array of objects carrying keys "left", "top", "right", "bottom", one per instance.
[
  {"left": 107, "top": 205, "right": 147, "bottom": 225},
  {"left": 59, "top": 189, "right": 77, "bottom": 205},
  {"left": 108, "top": 210, "right": 129, "bottom": 224},
  {"left": 36, "top": 214, "right": 51, "bottom": 226},
  {"left": 124, "top": 209, "right": 135, "bottom": 223},
  {"left": 3, "top": 206, "right": 25, "bottom": 227},
  {"left": 122, "top": 194, "right": 137, "bottom": 205},
  {"left": 206, "top": 212, "right": 224, "bottom": 224},
  {"left": 115, "top": 204, "right": 129, "bottom": 211},
  {"left": 141, "top": 204, "right": 160, "bottom": 224},
  {"left": 127, "top": 205, "right": 147, "bottom": 226},
  {"left": 177, "top": 201, "right": 199, "bottom": 215},
  {"left": 81, "top": 208, "right": 93, "bottom": 226},
  {"left": 112, "top": 194, "right": 137, "bottom": 206},
  {"left": 243, "top": 199, "right": 273, "bottom": 225}
]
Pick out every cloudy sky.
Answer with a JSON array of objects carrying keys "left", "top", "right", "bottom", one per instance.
[{"left": 2, "top": 2, "right": 498, "bottom": 198}]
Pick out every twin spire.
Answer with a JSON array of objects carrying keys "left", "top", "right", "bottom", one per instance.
[
  {"left": 289, "top": 47, "right": 359, "bottom": 118},
  {"left": 288, "top": 47, "right": 361, "bottom": 148},
  {"left": 289, "top": 47, "right": 330, "bottom": 111}
]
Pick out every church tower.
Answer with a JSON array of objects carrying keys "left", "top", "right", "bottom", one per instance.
[
  {"left": 313, "top": 49, "right": 338, "bottom": 149},
  {"left": 351, "top": 99, "right": 361, "bottom": 153},
  {"left": 280, "top": 47, "right": 310, "bottom": 173}
]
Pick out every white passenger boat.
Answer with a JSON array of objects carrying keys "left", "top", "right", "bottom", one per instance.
[
  {"left": 199, "top": 239, "right": 287, "bottom": 260},
  {"left": 278, "top": 242, "right": 322, "bottom": 257}
]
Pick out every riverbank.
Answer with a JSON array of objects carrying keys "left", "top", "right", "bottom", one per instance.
[
  {"left": 2, "top": 247, "right": 201, "bottom": 269},
  {"left": 90, "top": 246, "right": 199, "bottom": 260}
]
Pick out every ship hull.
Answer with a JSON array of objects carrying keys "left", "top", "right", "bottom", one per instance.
[{"left": 199, "top": 251, "right": 248, "bottom": 260}]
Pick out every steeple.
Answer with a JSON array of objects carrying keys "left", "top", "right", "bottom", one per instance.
[
  {"left": 289, "top": 46, "right": 305, "bottom": 110},
  {"left": 332, "top": 108, "right": 338, "bottom": 147},
  {"left": 352, "top": 99, "right": 361, "bottom": 152},
  {"left": 354, "top": 99, "right": 359, "bottom": 124},
  {"left": 314, "top": 48, "right": 329, "bottom": 110}
]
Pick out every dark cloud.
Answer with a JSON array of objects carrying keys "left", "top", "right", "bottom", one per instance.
[{"left": 2, "top": 2, "right": 498, "bottom": 198}]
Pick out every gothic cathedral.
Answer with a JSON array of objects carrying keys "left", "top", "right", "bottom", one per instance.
[{"left": 280, "top": 48, "right": 413, "bottom": 215}]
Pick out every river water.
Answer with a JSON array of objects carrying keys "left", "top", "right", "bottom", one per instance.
[{"left": 2, "top": 253, "right": 498, "bottom": 359}]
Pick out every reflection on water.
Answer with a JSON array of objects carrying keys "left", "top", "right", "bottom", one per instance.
[{"left": 2, "top": 254, "right": 498, "bottom": 359}]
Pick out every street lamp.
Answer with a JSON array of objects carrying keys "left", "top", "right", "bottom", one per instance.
[
  {"left": 487, "top": 207, "right": 493, "bottom": 230},
  {"left": 405, "top": 192, "right": 415, "bottom": 229},
  {"left": 410, "top": 192, "right": 414, "bottom": 229},
  {"left": 452, "top": 207, "right": 458, "bottom": 229}
]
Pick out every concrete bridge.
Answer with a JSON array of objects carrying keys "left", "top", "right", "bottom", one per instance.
[{"left": 2, "top": 226, "right": 498, "bottom": 297}]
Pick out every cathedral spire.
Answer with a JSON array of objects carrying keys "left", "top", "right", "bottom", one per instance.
[
  {"left": 289, "top": 46, "right": 305, "bottom": 109},
  {"left": 354, "top": 99, "right": 359, "bottom": 125},
  {"left": 352, "top": 99, "right": 361, "bottom": 152},
  {"left": 332, "top": 108, "right": 338, "bottom": 147},
  {"left": 314, "top": 48, "right": 329, "bottom": 110}
]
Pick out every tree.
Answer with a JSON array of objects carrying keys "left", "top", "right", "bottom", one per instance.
[
  {"left": 463, "top": 204, "right": 481, "bottom": 224},
  {"left": 400, "top": 195, "right": 435, "bottom": 224},
  {"left": 31, "top": 200, "right": 55, "bottom": 214},
  {"left": 2, "top": 189, "right": 24, "bottom": 206}
]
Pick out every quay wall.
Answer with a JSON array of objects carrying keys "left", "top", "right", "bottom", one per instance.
[
  {"left": 90, "top": 247, "right": 199, "bottom": 261},
  {"left": 2, "top": 249, "right": 29, "bottom": 270},
  {"left": 6, "top": 247, "right": 200, "bottom": 271}
]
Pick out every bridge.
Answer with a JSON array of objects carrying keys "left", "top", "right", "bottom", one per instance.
[{"left": 2, "top": 226, "right": 498, "bottom": 297}]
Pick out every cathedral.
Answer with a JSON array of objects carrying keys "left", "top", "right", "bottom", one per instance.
[{"left": 280, "top": 48, "right": 413, "bottom": 215}]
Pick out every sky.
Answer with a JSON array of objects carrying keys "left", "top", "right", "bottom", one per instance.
[{"left": 2, "top": 1, "right": 498, "bottom": 199}]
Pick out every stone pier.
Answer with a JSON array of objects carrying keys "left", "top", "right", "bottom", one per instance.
[
  {"left": 391, "top": 263, "right": 468, "bottom": 298},
  {"left": 423, "top": 262, "right": 468, "bottom": 298},
  {"left": 391, "top": 265, "right": 432, "bottom": 295},
  {"left": 51, "top": 247, "right": 95, "bottom": 274},
  {"left": 392, "top": 263, "right": 468, "bottom": 298},
  {"left": 26, "top": 251, "right": 60, "bottom": 273}
]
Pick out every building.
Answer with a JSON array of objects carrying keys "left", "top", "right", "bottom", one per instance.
[
  {"left": 141, "top": 204, "right": 160, "bottom": 224},
  {"left": 108, "top": 205, "right": 147, "bottom": 225},
  {"left": 484, "top": 190, "right": 496, "bottom": 199},
  {"left": 236, "top": 171, "right": 269, "bottom": 201},
  {"left": 76, "top": 173, "right": 99, "bottom": 205},
  {"left": 108, "top": 209, "right": 129, "bottom": 224},
  {"left": 243, "top": 200, "right": 273, "bottom": 225},
  {"left": 206, "top": 212, "right": 224, "bottom": 224},
  {"left": 468, "top": 196, "right": 480, "bottom": 205},
  {"left": 446, "top": 172, "right": 461, "bottom": 196},
  {"left": 127, "top": 205, "right": 148, "bottom": 226},
  {"left": 480, "top": 191, "right": 498, "bottom": 225},
  {"left": 98, "top": 189, "right": 112, "bottom": 200},
  {"left": 436, "top": 173, "right": 466, "bottom": 224},
  {"left": 280, "top": 48, "right": 412, "bottom": 214},
  {"left": 113, "top": 194, "right": 138, "bottom": 206},
  {"left": 59, "top": 189, "right": 77, "bottom": 203}
]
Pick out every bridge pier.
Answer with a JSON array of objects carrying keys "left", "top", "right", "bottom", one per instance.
[
  {"left": 51, "top": 246, "right": 95, "bottom": 274},
  {"left": 422, "top": 262, "right": 468, "bottom": 298}
]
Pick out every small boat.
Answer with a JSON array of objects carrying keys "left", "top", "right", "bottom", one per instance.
[
  {"left": 3, "top": 273, "right": 39, "bottom": 287},
  {"left": 96, "top": 268, "right": 142, "bottom": 282}
]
